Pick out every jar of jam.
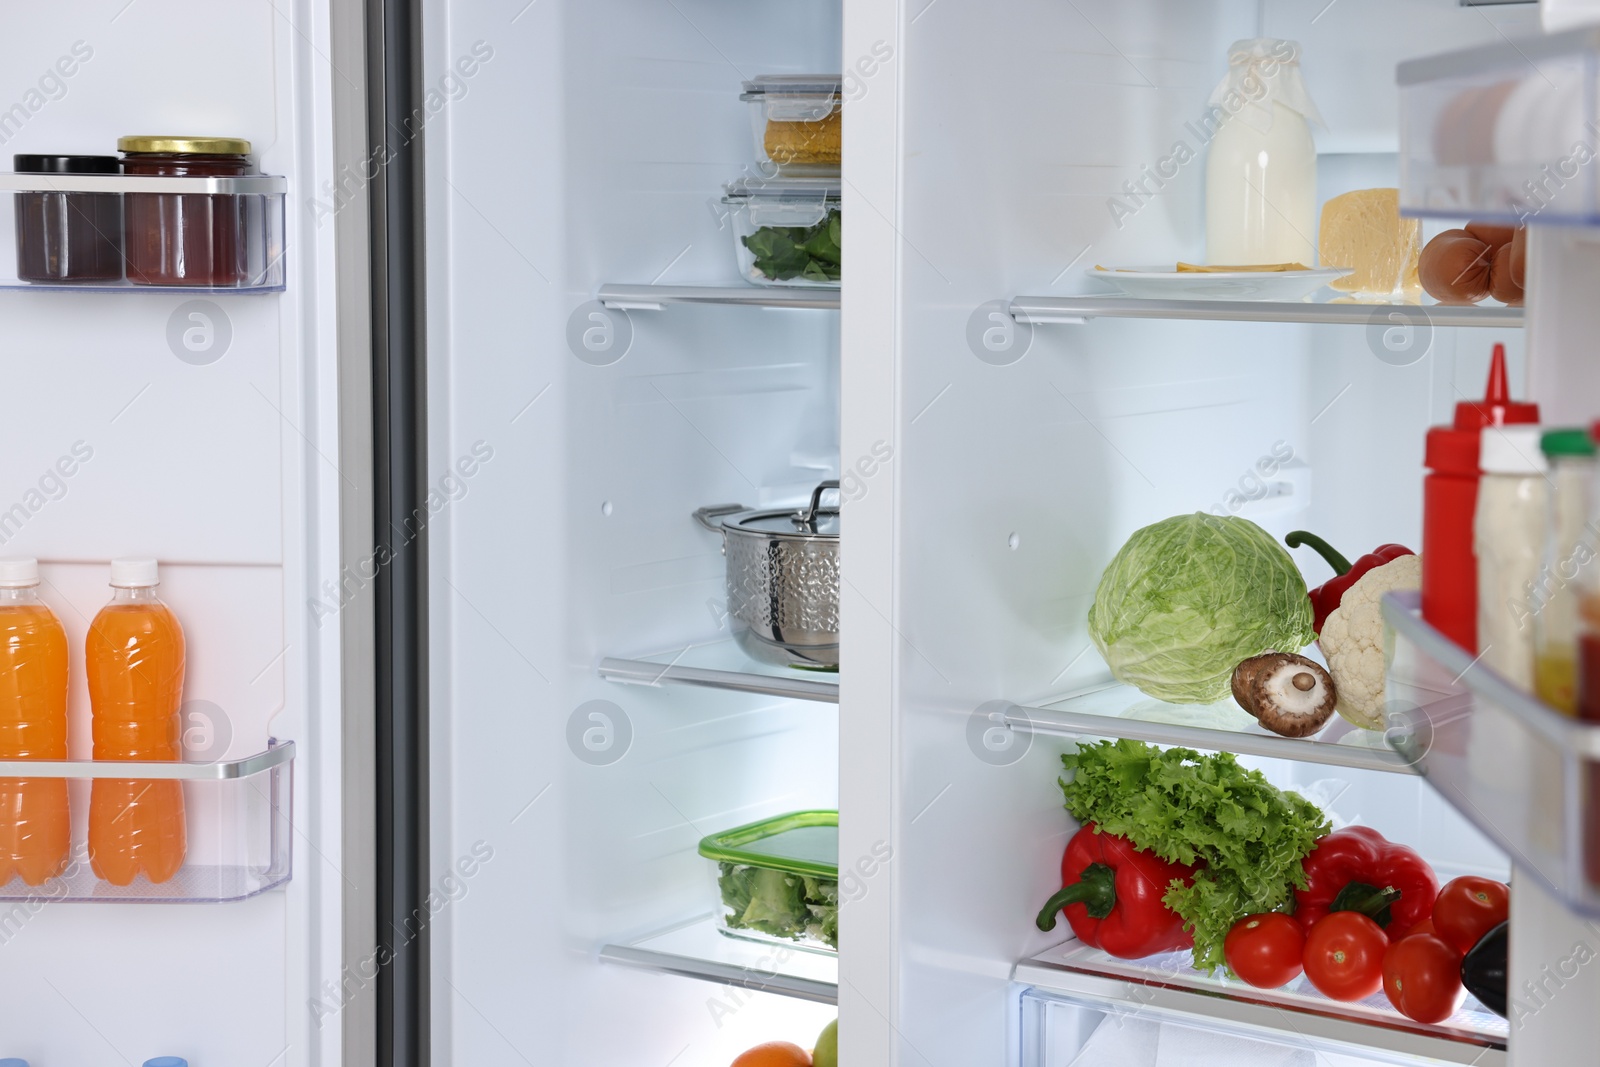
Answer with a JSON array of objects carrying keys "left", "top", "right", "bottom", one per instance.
[
  {"left": 119, "top": 136, "right": 252, "bottom": 286},
  {"left": 14, "top": 154, "right": 123, "bottom": 282}
]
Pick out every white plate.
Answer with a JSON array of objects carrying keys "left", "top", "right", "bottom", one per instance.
[{"left": 1086, "top": 265, "right": 1354, "bottom": 302}]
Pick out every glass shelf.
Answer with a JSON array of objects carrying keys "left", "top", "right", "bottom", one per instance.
[
  {"left": 1001, "top": 681, "right": 1414, "bottom": 776},
  {"left": 1398, "top": 26, "right": 1600, "bottom": 224},
  {"left": 598, "top": 639, "right": 839, "bottom": 703},
  {"left": 1383, "top": 590, "right": 1600, "bottom": 915},
  {"left": 0, "top": 171, "right": 287, "bottom": 293},
  {"left": 0, "top": 740, "right": 293, "bottom": 903},
  {"left": 596, "top": 283, "right": 840, "bottom": 310},
  {"left": 1010, "top": 295, "right": 1523, "bottom": 327},
  {"left": 598, "top": 913, "right": 838, "bottom": 1004},
  {"left": 1017, "top": 938, "right": 1506, "bottom": 1066}
]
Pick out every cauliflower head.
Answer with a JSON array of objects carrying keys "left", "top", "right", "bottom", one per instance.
[{"left": 1318, "top": 554, "right": 1422, "bottom": 729}]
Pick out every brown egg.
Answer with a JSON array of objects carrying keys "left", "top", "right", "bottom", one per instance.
[
  {"left": 1488, "top": 241, "right": 1524, "bottom": 306},
  {"left": 1419, "top": 230, "right": 1493, "bottom": 304},
  {"left": 1509, "top": 227, "right": 1527, "bottom": 289},
  {"left": 1464, "top": 222, "right": 1517, "bottom": 248}
]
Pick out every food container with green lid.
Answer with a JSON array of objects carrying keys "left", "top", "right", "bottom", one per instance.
[{"left": 698, "top": 809, "right": 838, "bottom": 954}]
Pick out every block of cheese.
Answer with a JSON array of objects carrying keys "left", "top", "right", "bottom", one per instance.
[{"left": 1318, "top": 188, "right": 1421, "bottom": 302}]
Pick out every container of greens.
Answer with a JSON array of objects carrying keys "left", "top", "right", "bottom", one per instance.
[
  {"left": 698, "top": 809, "right": 839, "bottom": 954},
  {"left": 723, "top": 176, "right": 840, "bottom": 288}
]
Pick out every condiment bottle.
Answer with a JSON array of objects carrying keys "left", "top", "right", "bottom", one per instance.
[
  {"left": 1204, "top": 39, "right": 1321, "bottom": 265},
  {"left": 119, "top": 136, "right": 253, "bottom": 286},
  {"left": 1422, "top": 343, "right": 1540, "bottom": 652},
  {"left": 1476, "top": 424, "right": 1548, "bottom": 690},
  {"left": 1576, "top": 423, "right": 1600, "bottom": 884},
  {"left": 1535, "top": 428, "right": 1596, "bottom": 714}
]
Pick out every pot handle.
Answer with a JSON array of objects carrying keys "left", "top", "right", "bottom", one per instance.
[
  {"left": 694, "top": 503, "right": 746, "bottom": 533},
  {"left": 795, "top": 480, "right": 842, "bottom": 529}
]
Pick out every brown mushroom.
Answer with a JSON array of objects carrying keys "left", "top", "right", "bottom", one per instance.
[{"left": 1231, "top": 652, "right": 1338, "bottom": 738}]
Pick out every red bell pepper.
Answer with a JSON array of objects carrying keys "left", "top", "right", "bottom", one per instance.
[
  {"left": 1294, "top": 826, "right": 1439, "bottom": 942},
  {"left": 1286, "top": 531, "right": 1416, "bottom": 635},
  {"left": 1035, "top": 824, "right": 1200, "bottom": 959}
]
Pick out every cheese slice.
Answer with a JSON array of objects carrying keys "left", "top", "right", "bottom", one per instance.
[
  {"left": 1318, "top": 188, "right": 1421, "bottom": 301},
  {"left": 1175, "top": 262, "right": 1311, "bottom": 273}
]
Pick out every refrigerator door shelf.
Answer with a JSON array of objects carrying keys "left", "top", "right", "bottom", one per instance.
[
  {"left": 598, "top": 913, "right": 838, "bottom": 1005},
  {"left": 0, "top": 171, "right": 287, "bottom": 292},
  {"left": 1383, "top": 590, "right": 1600, "bottom": 916},
  {"left": 0, "top": 740, "right": 293, "bottom": 904},
  {"left": 1001, "top": 684, "right": 1416, "bottom": 777},
  {"left": 1018, "top": 941, "right": 1507, "bottom": 1067},
  {"left": 1397, "top": 27, "right": 1600, "bottom": 225}
]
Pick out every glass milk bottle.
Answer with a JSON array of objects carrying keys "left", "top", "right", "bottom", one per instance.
[{"left": 1204, "top": 39, "right": 1321, "bottom": 266}]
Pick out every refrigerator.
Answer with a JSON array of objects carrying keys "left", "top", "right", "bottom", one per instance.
[{"left": 4, "top": 0, "right": 1599, "bottom": 1065}]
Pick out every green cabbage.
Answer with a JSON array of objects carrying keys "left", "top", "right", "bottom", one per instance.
[{"left": 1088, "top": 513, "right": 1315, "bottom": 703}]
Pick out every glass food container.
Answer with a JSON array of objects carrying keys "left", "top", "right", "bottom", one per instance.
[
  {"left": 119, "top": 135, "right": 254, "bottom": 286},
  {"left": 722, "top": 177, "right": 841, "bottom": 288},
  {"left": 14, "top": 154, "right": 124, "bottom": 283},
  {"left": 698, "top": 809, "right": 839, "bottom": 954},
  {"left": 741, "top": 75, "right": 842, "bottom": 174}
]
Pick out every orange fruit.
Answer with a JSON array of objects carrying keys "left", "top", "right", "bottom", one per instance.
[{"left": 730, "top": 1041, "right": 812, "bottom": 1067}]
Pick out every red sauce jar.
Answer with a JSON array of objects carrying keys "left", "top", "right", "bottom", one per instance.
[{"left": 119, "top": 136, "right": 252, "bottom": 286}]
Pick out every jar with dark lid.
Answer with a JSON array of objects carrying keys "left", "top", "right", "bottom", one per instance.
[
  {"left": 14, "top": 154, "right": 123, "bottom": 282},
  {"left": 119, "top": 136, "right": 253, "bottom": 286}
]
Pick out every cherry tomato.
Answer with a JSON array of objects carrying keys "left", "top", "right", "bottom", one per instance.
[
  {"left": 1303, "top": 912, "right": 1388, "bottom": 1001},
  {"left": 1225, "top": 913, "right": 1305, "bottom": 989},
  {"left": 1384, "top": 933, "right": 1466, "bottom": 1023},
  {"left": 1432, "top": 877, "right": 1510, "bottom": 955}
]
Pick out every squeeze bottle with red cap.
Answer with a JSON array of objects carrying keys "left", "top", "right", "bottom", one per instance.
[{"left": 1422, "top": 343, "right": 1540, "bottom": 651}]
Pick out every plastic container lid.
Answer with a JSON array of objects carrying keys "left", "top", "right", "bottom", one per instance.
[
  {"left": 1543, "top": 427, "right": 1596, "bottom": 457},
  {"left": 0, "top": 558, "right": 39, "bottom": 587},
  {"left": 110, "top": 558, "right": 160, "bottom": 588},
  {"left": 724, "top": 175, "right": 842, "bottom": 201},
  {"left": 741, "top": 75, "right": 843, "bottom": 98},
  {"left": 698, "top": 810, "right": 838, "bottom": 878},
  {"left": 13, "top": 154, "right": 118, "bottom": 174},
  {"left": 1481, "top": 425, "right": 1548, "bottom": 474}
]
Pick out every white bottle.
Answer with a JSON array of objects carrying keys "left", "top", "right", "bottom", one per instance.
[
  {"left": 1477, "top": 425, "right": 1549, "bottom": 689},
  {"left": 1471, "top": 425, "right": 1552, "bottom": 824},
  {"left": 1204, "top": 39, "right": 1321, "bottom": 266}
]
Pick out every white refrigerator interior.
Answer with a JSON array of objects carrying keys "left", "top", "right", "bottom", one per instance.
[
  {"left": 0, "top": 2, "right": 347, "bottom": 1065},
  {"left": 408, "top": 1, "right": 1550, "bottom": 1067}
]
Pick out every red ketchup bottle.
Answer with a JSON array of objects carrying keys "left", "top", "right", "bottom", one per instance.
[{"left": 1422, "top": 343, "right": 1539, "bottom": 652}]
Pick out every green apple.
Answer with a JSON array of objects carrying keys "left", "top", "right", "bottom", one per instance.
[{"left": 812, "top": 1018, "right": 838, "bottom": 1067}]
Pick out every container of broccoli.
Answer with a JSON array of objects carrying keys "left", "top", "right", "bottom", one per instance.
[
  {"left": 698, "top": 809, "right": 838, "bottom": 953},
  {"left": 723, "top": 177, "right": 841, "bottom": 288}
]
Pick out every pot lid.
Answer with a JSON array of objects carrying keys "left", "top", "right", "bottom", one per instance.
[{"left": 727, "top": 480, "right": 840, "bottom": 539}]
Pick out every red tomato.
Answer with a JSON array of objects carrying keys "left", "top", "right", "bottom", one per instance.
[
  {"left": 1384, "top": 933, "right": 1467, "bottom": 1023},
  {"left": 1225, "top": 913, "right": 1305, "bottom": 989},
  {"left": 1303, "top": 912, "right": 1388, "bottom": 1001},
  {"left": 1402, "top": 917, "right": 1436, "bottom": 940},
  {"left": 1432, "top": 877, "right": 1510, "bottom": 955}
]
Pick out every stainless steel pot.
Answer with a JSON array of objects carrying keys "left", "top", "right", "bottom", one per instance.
[{"left": 695, "top": 480, "right": 840, "bottom": 669}]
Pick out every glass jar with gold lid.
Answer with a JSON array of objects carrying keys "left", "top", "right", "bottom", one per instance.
[{"left": 119, "top": 136, "right": 253, "bottom": 286}]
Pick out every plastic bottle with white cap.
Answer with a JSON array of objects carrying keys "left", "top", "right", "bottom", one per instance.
[
  {"left": 86, "top": 558, "right": 187, "bottom": 885},
  {"left": 0, "top": 557, "right": 70, "bottom": 888},
  {"left": 1476, "top": 425, "right": 1550, "bottom": 691}
]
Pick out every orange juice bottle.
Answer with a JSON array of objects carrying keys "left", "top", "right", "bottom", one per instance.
[
  {"left": 0, "top": 559, "right": 70, "bottom": 886},
  {"left": 87, "top": 559, "right": 185, "bottom": 885}
]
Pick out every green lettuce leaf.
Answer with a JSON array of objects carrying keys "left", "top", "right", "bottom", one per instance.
[{"left": 1059, "top": 739, "right": 1329, "bottom": 973}]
